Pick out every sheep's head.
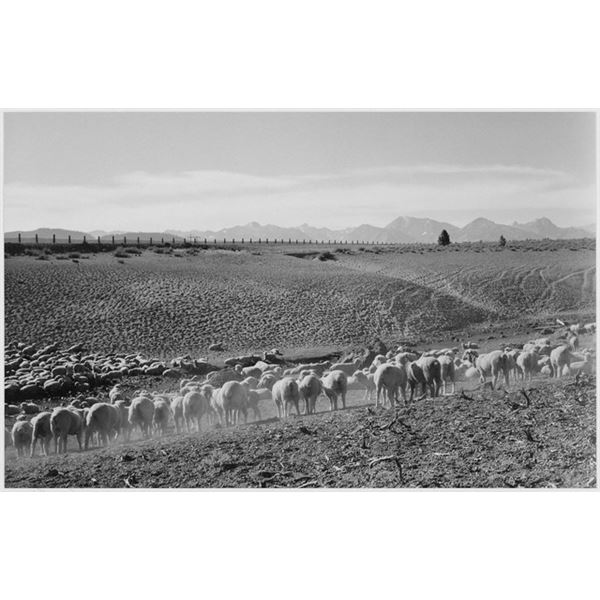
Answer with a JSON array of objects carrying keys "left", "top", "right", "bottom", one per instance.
[{"left": 462, "top": 350, "right": 478, "bottom": 365}]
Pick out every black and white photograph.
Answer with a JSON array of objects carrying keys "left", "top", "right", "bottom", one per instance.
[
  {"left": 2, "top": 111, "right": 596, "bottom": 489},
  {"left": 2, "top": 3, "right": 600, "bottom": 599}
]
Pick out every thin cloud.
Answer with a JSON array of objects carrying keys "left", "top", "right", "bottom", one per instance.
[{"left": 3, "top": 164, "right": 593, "bottom": 231}]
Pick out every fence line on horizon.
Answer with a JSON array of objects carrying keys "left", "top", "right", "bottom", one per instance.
[{"left": 4, "top": 234, "right": 391, "bottom": 247}]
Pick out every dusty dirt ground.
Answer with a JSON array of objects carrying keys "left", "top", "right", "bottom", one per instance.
[
  {"left": 4, "top": 242, "right": 595, "bottom": 357},
  {"left": 5, "top": 375, "right": 596, "bottom": 489}
]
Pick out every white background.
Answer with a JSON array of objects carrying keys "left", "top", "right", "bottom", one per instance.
[{"left": 1, "top": 2, "right": 599, "bottom": 599}]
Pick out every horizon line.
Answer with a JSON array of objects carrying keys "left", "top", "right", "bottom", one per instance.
[{"left": 3, "top": 214, "right": 597, "bottom": 235}]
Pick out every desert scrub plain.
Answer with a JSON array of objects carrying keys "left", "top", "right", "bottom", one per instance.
[{"left": 4, "top": 240, "right": 595, "bottom": 358}]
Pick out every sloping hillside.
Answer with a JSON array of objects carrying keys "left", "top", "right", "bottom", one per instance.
[{"left": 4, "top": 244, "right": 595, "bottom": 356}]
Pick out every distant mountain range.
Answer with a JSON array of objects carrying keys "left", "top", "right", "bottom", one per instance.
[{"left": 5, "top": 217, "right": 595, "bottom": 244}]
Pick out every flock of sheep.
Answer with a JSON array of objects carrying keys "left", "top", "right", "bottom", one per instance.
[{"left": 7, "top": 321, "right": 595, "bottom": 460}]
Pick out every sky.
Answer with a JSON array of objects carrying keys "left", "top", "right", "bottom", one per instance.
[{"left": 2, "top": 112, "right": 597, "bottom": 232}]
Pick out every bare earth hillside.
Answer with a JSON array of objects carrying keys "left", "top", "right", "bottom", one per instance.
[{"left": 4, "top": 244, "right": 595, "bottom": 357}]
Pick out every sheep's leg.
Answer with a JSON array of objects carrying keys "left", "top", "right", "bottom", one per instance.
[
  {"left": 54, "top": 435, "right": 59, "bottom": 455},
  {"left": 30, "top": 438, "right": 37, "bottom": 458}
]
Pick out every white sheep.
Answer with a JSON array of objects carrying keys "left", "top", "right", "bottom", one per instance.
[
  {"left": 504, "top": 349, "right": 521, "bottom": 383},
  {"left": 373, "top": 363, "right": 406, "bottom": 407},
  {"left": 515, "top": 351, "right": 540, "bottom": 382},
  {"left": 370, "top": 355, "right": 388, "bottom": 369},
  {"left": 85, "top": 403, "right": 120, "bottom": 449},
  {"left": 468, "top": 351, "right": 509, "bottom": 389},
  {"left": 407, "top": 357, "right": 441, "bottom": 400},
  {"left": 437, "top": 355, "right": 456, "bottom": 395},
  {"left": 257, "top": 373, "right": 278, "bottom": 390},
  {"left": 153, "top": 398, "right": 172, "bottom": 436},
  {"left": 346, "top": 370, "right": 375, "bottom": 402},
  {"left": 128, "top": 395, "right": 155, "bottom": 439},
  {"left": 395, "top": 351, "right": 418, "bottom": 366},
  {"left": 272, "top": 377, "right": 301, "bottom": 418},
  {"left": 321, "top": 370, "right": 348, "bottom": 411},
  {"left": 241, "top": 366, "right": 263, "bottom": 380},
  {"left": 241, "top": 376, "right": 259, "bottom": 390},
  {"left": 182, "top": 390, "right": 209, "bottom": 432},
  {"left": 214, "top": 381, "right": 248, "bottom": 426},
  {"left": 109, "top": 383, "right": 125, "bottom": 404},
  {"left": 298, "top": 374, "right": 323, "bottom": 415},
  {"left": 329, "top": 359, "right": 362, "bottom": 376},
  {"left": 550, "top": 345, "right": 581, "bottom": 379},
  {"left": 247, "top": 388, "right": 270, "bottom": 421},
  {"left": 170, "top": 395, "right": 185, "bottom": 433},
  {"left": 114, "top": 399, "right": 131, "bottom": 441},
  {"left": 12, "top": 420, "right": 33, "bottom": 458},
  {"left": 50, "top": 407, "right": 84, "bottom": 453},
  {"left": 567, "top": 351, "right": 594, "bottom": 375},
  {"left": 30, "top": 411, "right": 53, "bottom": 457}
]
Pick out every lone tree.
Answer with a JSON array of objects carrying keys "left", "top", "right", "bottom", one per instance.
[
  {"left": 499, "top": 234, "right": 506, "bottom": 247},
  {"left": 438, "top": 229, "right": 451, "bottom": 246}
]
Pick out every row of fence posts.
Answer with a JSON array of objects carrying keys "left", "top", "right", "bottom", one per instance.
[{"left": 14, "top": 233, "right": 385, "bottom": 246}]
